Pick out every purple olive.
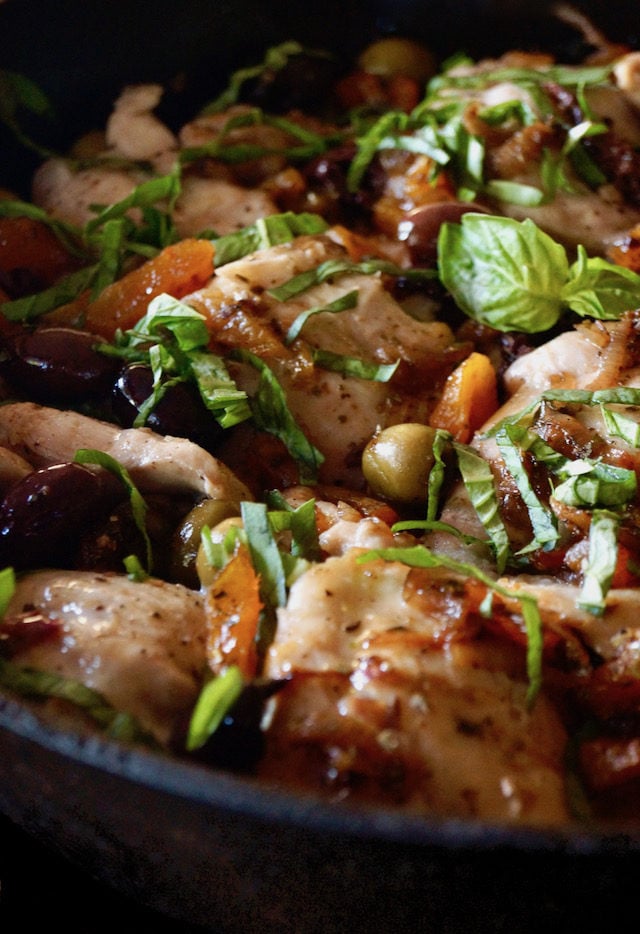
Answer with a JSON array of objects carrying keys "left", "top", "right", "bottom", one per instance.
[
  {"left": 0, "top": 325, "right": 119, "bottom": 403},
  {"left": 304, "top": 142, "right": 376, "bottom": 218},
  {"left": 398, "top": 202, "right": 488, "bottom": 265},
  {"left": 112, "top": 362, "right": 224, "bottom": 453},
  {"left": 0, "top": 462, "right": 123, "bottom": 569}
]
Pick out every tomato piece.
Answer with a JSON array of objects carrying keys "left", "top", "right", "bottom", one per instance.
[
  {"left": 429, "top": 351, "right": 499, "bottom": 442},
  {"left": 607, "top": 224, "right": 640, "bottom": 272},
  {"left": 611, "top": 543, "right": 640, "bottom": 588},
  {"left": 205, "top": 546, "right": 262, "bottom": 679},
  {"left": 53, "top": 238, "right": 215, "bottom": 339},
  {"left": 387, "top": 74, "right": 421, "bottom": 112},
  {"left": 0, "top": 216, "right": 80, "bottom": 295}
]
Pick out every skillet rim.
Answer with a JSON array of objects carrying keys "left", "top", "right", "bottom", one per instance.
[{"left": 2, "top": 690, "right": 640, "bottom": 857}]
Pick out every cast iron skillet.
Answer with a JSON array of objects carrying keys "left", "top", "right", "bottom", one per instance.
[{"left": 2, "top": 2, "right": 640, "bottom": 931}]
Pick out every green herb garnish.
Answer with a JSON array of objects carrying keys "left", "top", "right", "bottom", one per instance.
[
  {"left": 0, "top": 658, "right": 153, "bottom": 742},
  {"left": 213, "top": 211, "right": 329, "bottom": 266},
  {"left": 453, "top": 441, "right": 511, "bottom": 573},
  {"left": 438, "top": 214, "right": 640, "bottom": 333},
  {"left": 234, "top": 349, "right": 324, "bottom": 484},
  {"left": 73, "top": 448, "right": 153, "bottom": 573},
  {"left": 102, "top": 293, "right": 251, "bottom": 429},
  {"left": 186, "top": 665, "right": 244, "bottom": 752}
]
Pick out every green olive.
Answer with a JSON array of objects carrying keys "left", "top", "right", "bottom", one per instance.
[
  {"left": 195, "top": 515, "right": 244, "bottom": 587},
  {"left": 169, "top": 499, "right": 239, "bottom": 588},
  {"left": 357, "top": 38, "right": 436, "bottom": 83},
  {"left": 362, "top": 423, "right": 438, "bottom": 505}
]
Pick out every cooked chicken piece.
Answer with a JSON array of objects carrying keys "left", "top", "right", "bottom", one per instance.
[
  {"left": 172, "top": 175, "right": 277, "bottom": 238},
  {"left": 0, "top": 402, "right": 251, "bottom": 504},
  {"left": 262, "top": 551, "right": 569, "bottom": 824},
  {"left": 268, "top": 553, "right": 438, "bottom": 672},
  {"left": 188, "top": 234, "right": 461, "bottom": 486},
  {"left": 31, "top": 88, "right": 279, "bottom": 236},
  {"left": 212, "top": 235, "right": 455, "bottom": 363},
  {"left": 5, "top": 569, "right": 207, "bottom": 745},
  {"left": 437, "top": 57, "right": 640, "bottom": 253},
  {"left": 105, "top": 84, "right": 178, "bottom": 163},
  {"left": 428, "top": 314, "right": 640, "bottom": 568},
  {"left": 0, "top": 445, "right": 33, "bottom": 493},
  {"left": 31, "top": 159, "right": 148, "bottom": 229},
  {"left": 499, "top": 574, "right": 640, "bottom": 668},
  {"left": 501, "top": 184, "right": 640, "bottom": 257},
  {"left": 31, "top": 157, "right": 279, "bottom": 238},
  {"left": 482, "top": 319, "right": 630, "bottom": 430},
  {"left": 613, "top": 51, "right": 640, "bottom": 109}
]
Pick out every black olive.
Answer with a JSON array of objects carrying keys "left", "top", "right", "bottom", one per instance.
[
  {"left": 0, "top": 326, "right": 119, "bottom": 403},
  {"left": 112, "top": 362, "right": 225, "bottom": 453},
  {"left": 397, "top": 203, "right": 487, "bottom": 266},
  {"left": 0, "top": 462, "right": 124, "bottom": 570},
  {"left": 75, "top": 499, "right": 148, "bottom": 574},
  {"left": 188, "top": 680, "right": 286, "bottom": 773}
]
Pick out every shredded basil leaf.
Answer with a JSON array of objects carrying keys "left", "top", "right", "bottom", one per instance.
[
  {"left": 234, "top": 349, "right": 324, "bottom": 484},
  {"left": 0, "top": 567, "right": 16, "bottom": 618},
  {"left": 601, "top": 405, "right": 640, "bottom": 447},
  {"left": 0, "top": 69, "right": 58, "bottom": 158},
  {"left": 180, "top": 107, "right": 338, "bottom": 166},
  {"left": 241, "top": 501, "right": 288, "bottom": 609},
  {"left": 103, "top": 293, "right": 251, "bottom": 429},
  {"left": 426, "top": 428, "right": 452, "bottom": 522},
  {"left": 83, "top": 167, "right": 181, "bottom": 236},
  {"left": 392, "top": 517, "right": 487, "bottom": 548},
  {"left": 200, "top": 522, "right": 244, "bottom": 572},
  {"left": 0, "top": 263, "right": 99, "bottom": 321},
  {"left": 186, "top": 665, "right": 244, "bottom": 751},
  {"left": 284, "top": 289, "right": 359, "bottom": 345},
  {"left": 269, "top": 257, "right": 436, "bottom": 302},
  {"left": 577, "top": 510, "right": 620, "bottom": 615},
  {"left": 484, "top": 387, "right": 640, "bottom": 438},
  {"left": 264, "top": 492, "right": 321, "bottom": 561},
  {"left": 123, "top": 554, "right": 149, "bottom": 582},
  {"left": 453, "top": 441, "right": 511, "bottom": 573},
  {"left": 73, "top": 448, "right": 153, "bottom": 573},
  {"left": 552, "top": 459, "right": 637, "bottom": 509},
  {"left": 213, "top": 211, "right": 329, "bottom": 266},
  {"left": 311, "top": 348, "right": 399, "bottom": 382},
  {"left": 0, "top": 657, "right": 153, "bottom": 742},
  {"left": 495, "top": 424, "right": 559, "bottom": 553}
]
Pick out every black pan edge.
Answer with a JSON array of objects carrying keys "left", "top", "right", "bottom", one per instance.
[{"left": 2, "top": 692, "right": 639, "bottom": 858}]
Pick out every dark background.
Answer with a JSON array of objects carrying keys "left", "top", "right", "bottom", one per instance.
[{"left": 0, "top": 813, "right": 209, "bottom": 932}]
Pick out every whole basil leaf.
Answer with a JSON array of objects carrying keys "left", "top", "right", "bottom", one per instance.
[
  {"left": 438, "top": 214, "right": 568, "bottom": 333},
  {"left": 561, "top": 247, "right": 640, "bottom": 319}
]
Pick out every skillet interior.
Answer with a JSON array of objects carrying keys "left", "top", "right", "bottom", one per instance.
[{"left": 2, "top": 0, "right": 640, "bottom": 929}]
